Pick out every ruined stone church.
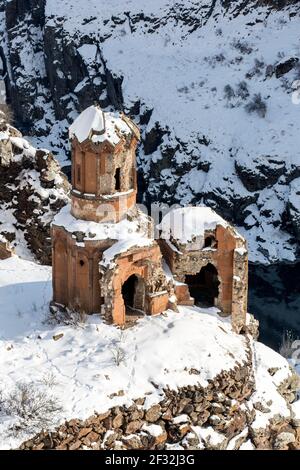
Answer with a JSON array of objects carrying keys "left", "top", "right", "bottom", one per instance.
[{"left": 51, "top": 105, "right": 248, "bottom": 332}]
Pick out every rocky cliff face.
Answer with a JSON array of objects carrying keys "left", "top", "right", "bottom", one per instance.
[
  {"left": 0, "top": 110, "right": 70, "bottom": 263},
  {"left": 0, "top": 0, "right": 300, "bottom": 263}
]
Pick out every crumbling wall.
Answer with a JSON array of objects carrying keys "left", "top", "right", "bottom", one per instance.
[
  {"left": 99, "top": 242, "right": 171, "bottom": 324},
  {"left": 232, "top": 247, "right": 248, "bottom": 332},
  {"left": 52, "top": 225, "right": 112, "bottom": 313},
  {"left": 159, "top": 224, "right": 248, "bottom": 330}
]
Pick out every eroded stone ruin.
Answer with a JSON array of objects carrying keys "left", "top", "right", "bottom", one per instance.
[{"left": 51, "top": 105, "right": 248, "bottom": 332}]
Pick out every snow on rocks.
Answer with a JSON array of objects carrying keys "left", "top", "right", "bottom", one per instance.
[
  {"left": 2, "top": 1, "right": 300, "bottom": 263},
  {"left": 291, "top": 401, "right": 300, "bottom": 427},
  {"left": 0, "top": 116, "right": 70, "bottom": 263}
]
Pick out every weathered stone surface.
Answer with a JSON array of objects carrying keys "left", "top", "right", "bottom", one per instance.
[
  {"left": 0, "top": 239, "right": 13, "bottom": 260},
  {"left": 0, "top": 115, "right": 70, "bottom": 264},
  {"left": 125, "top": 420, "right": 143, "bottom": 435},
  {"left": 145, "top": 404, "right": 162, "bottom": 423}
]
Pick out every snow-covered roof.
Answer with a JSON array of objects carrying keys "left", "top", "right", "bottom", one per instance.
[
  {"left": 52, "top": 204, "right": 149, "bottom": 242},
  {"left": 160, "top": 206, "right": 227, "bottom": 244},
  {"left": 69, "top": 105, "right": 137, "bottom": 146},
  {"left": 69, "top": 105, "right": 105, "bottom": 143},
  {"left": 100, "top": 237, "right": 154, "bottom": 269}
]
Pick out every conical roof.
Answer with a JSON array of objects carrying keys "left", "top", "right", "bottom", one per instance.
[
  {"left": 69, "top": 105, "right": 139, "bottom": 146},
  {"left": 69, "top": 105, "right": 105, "bottom": 143}
]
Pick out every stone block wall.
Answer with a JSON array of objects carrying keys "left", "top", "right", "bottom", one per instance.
[
  {"left": 159, "top": 224, "right": 248, "bottom": 330},
  {"left": 100, "top": 243, "right": 170, "bottom": 324},
  {"left": 71, "top": 189, "right": 137, "bottom": 223},
  {"left": 52, "top": 225, "right": 112, "bottom": 314},
  {"left": 70, "top": 134, "right": 138, "bottom": 223},
  {"left": 232, "top": 247, "right": 248, "bottom": 332}
]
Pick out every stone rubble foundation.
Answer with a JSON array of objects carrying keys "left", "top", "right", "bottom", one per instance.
[{"left": 19, "top": 342, "right": 300, "bottom": 451}]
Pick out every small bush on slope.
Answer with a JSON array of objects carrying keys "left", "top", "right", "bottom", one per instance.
[
  {"left": 245, "top": 93, "right": 267, "bottom": 118},
  {"left": 0, "top": 382, "right": 63, "bottom": 436},
  {"left": 279, "top": 330, "right": 298, "bottom": 359}
]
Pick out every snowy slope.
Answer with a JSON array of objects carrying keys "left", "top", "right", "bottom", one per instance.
[
  {"left": 0, "top": 255, "right": 298, "bottom": 449},
  {"left": 0, "top": 1, "right": 300, "bottom": 263}
]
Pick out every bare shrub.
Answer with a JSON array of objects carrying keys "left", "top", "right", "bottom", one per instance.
[
  {"left": 0, "top": 103, "right": 13, "bottom": 124},
  {"left": 244, "top": 93, "right": 267, "bottom": 118},
  {"left": 231, "top": 39, "right": 253, "bottom": 55},
  {"left": 0, "top": 382, "right": 63, "bottom": 435},
  {"left": 110, "top": 330, "right": 126, "bottom": 366},
  {"left": 236, "top": 81, "right": 249, "bottom": 100},
  {"left": 279, "top": 330, "right": 297, "bottom": 359},
  {"left": 246, "top": 58, "right": 265, "bottom": 79},
  {"left": 224, "top": 84, "right": 235, "bottom": 101},
  {"left": 41, "top": 372, "right": 58, "bottom": 389}
]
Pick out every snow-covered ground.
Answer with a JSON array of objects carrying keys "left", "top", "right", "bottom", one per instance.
[{"left": 0, "top": 255, "right": 299, "bottom": 449}]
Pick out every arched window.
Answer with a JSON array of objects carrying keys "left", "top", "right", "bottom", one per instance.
[
  {"left": 76, "top": 164, "right": 81, "bottom": 184},
  {"left": 115, "top": 168, "right": 121, "bottom": 191}
]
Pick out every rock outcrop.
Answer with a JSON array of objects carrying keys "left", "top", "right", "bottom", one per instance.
[{"left": 0, "top": 111, "right": 70, "bottom": 263}]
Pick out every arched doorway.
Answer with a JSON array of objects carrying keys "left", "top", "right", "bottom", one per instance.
[
  {"left": 185, "top": 263, "right": 220, "bottom": 307},
  {"left": 121, "top": 274, "right": 145, "bottom": 315}
]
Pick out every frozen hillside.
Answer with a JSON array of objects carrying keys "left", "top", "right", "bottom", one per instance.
[
  {"left": 0, "top": 255, "right": 299, "bottom": 450},
  {"left": 1, "top": 1, "right": 300, "bottom": 263}
]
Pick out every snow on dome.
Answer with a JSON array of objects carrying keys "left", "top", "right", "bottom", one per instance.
[
  {"left": 69, "top": 105, "right": 105, "bottom": 143},
  {"left": 160, "top": 206, "right": 226, "bottom": 244},
  {"left": 69, "top": 105, "right": 134, "bottom": 146}
]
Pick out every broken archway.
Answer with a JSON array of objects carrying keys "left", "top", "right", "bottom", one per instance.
[{"left": 121, "top": 274, "right": 146, "bottom": 315}]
